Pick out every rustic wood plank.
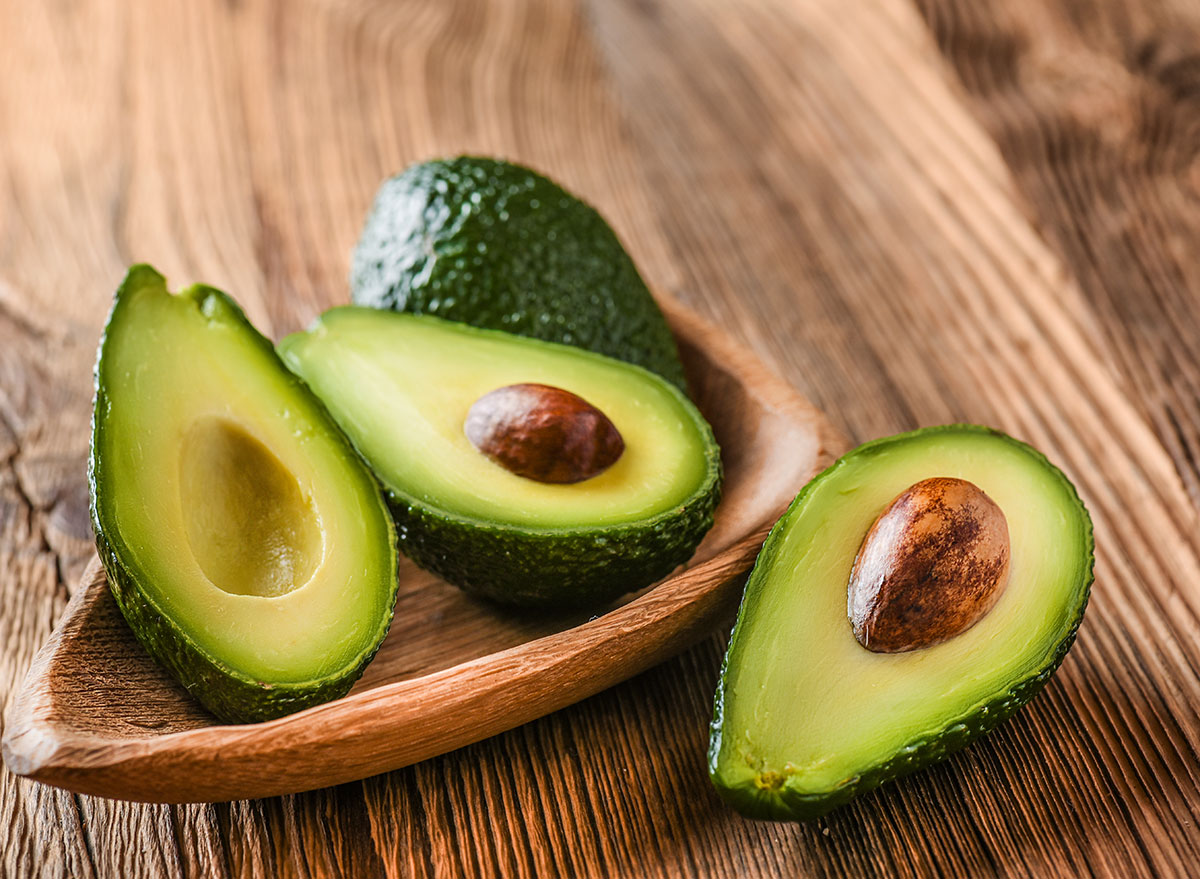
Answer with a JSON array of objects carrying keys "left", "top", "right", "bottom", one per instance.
[
  {"left": 915, "top": 0, "right": 1200, "bottom": 504},
  {"left": 587, "top": 0, "right": 1200, "bottom": 875},
  {"left": 2, "top": 0, "right": 1199, "bottom": 876}
]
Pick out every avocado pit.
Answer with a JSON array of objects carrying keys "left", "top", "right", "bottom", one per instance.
[
  {"left": 464, "top": 383, "right": 625, "bottom": 484},
  {"left": 848, "top": 476, "right": 1010, "bottom": 653}
]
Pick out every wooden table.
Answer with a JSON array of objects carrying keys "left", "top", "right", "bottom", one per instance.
[{"left": 3, "top": 0, "right": 1199, "bottom": 875}]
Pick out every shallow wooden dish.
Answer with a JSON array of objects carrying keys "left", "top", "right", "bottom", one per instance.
[{"left": 2, "top": 297, "right": 842, "bottom": 803}]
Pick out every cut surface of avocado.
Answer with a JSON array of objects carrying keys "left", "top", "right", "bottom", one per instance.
[
  {"left": 91, "top": 265, "right": 399, "bottom": 723},
  {"left": 350, "top": 156, "right": 689, "bottom": 391},
  {"left": 709, "top": 425, "right": 1093, "bottom": 819},
  {"left": 278, "top": 308, "right": 721, "bottom": 607}
]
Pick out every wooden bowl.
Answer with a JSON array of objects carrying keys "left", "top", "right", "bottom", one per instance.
[{"left": 2, "top": 297, "right": 843, "bottom": 803}]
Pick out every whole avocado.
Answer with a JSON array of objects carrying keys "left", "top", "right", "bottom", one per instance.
[{"left": 350, "top": 156, "right": 688, "bottom": 391}]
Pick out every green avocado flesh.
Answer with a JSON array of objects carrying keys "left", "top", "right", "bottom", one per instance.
[
  {"left": 709, "top": 425, "right": 1093, "bottom": 819},
  {"left": 350, "top": 156, "right": 688, "bottom": 391},
  {"left": 278, "top": 308, "right": 721, "bottom": 607},
  {"left": 91, "top": 265, "right": 399, "bottom": 723}
]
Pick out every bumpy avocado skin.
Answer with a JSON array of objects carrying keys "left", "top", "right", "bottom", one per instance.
[
  {"left": 708, "top": 425, "right": 1094, "bottom": 820},
  {"left": 350, "top": 156, "right": 688, "bottom": 391},
  {"left": 90, "top": 266, "right": 399, "bottom": 724}
]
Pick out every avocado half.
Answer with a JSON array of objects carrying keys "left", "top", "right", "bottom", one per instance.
[
  {"left": 91, "top": 266, "right": 399, "bottom": 723},
  {"left": 350, "top": 156, "right": 689, "bottom": 391},
  {"left": 278, "top": 308, "right": 722, "bottom": 608},
  {"left": 709, "top": 425, "right": 1093, "bottom": 819}
]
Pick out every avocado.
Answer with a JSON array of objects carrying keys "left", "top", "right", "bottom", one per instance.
[
  {"left": 709, "top": 425, "right": 1093, "bottom": 819},
  {"left": 277, "top": 307, "right": 721, "bottom": 607},
  {"left": 90, "top": 266, "right": 399, "bottom": 723},
  {"left": 350, "top": 156, "right": 688, "bottom": 391}
]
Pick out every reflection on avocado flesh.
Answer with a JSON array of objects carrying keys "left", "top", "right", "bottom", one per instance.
[{"left": 180, "top": 417, "right": 321, "bottom": 598}]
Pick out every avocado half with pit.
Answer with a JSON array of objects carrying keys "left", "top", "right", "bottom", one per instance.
[
  {"left": 277, "top": 308, "right": 722, "bottom": 608},
  {"left": 709, "top": 425, "right": 1093, "bottom": 819},
  {"left": 91, "top": 266, "right": 399, "bottom": 723}
]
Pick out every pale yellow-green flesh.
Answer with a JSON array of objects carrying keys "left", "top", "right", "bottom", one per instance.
[
  {"left": 716, "top": 430, "right": 1090, "bottom": 795},
  {"left": 99, "top": 288, "right": 393, "bottom": 682},
  {"left": 179, "top": 418, "right": 322, "bottom": 599},
  {"left": 278, "top": 308, "right": 710, "bottom": 527}
]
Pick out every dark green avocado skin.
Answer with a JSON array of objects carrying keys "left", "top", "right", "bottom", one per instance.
[
  {"left": 708, "top": 425, "right": 1095, "bottom": 820},
  {"left": 385, "top": 443, "right": 722, "bottom": 608},
  {"left": 90, "top": 265, "right": 399, "bottom": 724},
  {"left": 350, "top": 156, "right": 688, "bottom": 391}
]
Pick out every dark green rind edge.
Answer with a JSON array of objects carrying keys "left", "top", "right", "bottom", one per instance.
[
  {"left": 350, "top": 155, "right": 689, "bottom": 392},
  {"left": 89, "top": 265, "right": 400, "bottom": 724},
  {"left": 382, "top": 390, "right": 722, "bottom": 607},
  {"left": 708, "top": 424, "right": 1095, "bottom": 820},
  {"left": 384, "top": 458, "right": 720, "bottom": 608}
]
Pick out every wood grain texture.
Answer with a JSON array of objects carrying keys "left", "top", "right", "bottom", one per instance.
[
  {"left": 3, "top": 298, "right": 840, "bottom": 802},
  {"left": 1, "top": 0, "right": 1198, "bottom": 876}
]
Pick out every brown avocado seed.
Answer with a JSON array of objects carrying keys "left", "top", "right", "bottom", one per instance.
[
  {"left": 848, "top": 477, "right": 1010, "bottom": 653},
  {"left": 464, "top": 383, "right": 625, "bottom": 484}
]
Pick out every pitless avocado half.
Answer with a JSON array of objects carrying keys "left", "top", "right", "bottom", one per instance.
[
  {"left": 709, "top": 425, "right": 1093, "bottom": 819},
  {"left": 91, "top": 266, "right": 399, "bottom": 723}
]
